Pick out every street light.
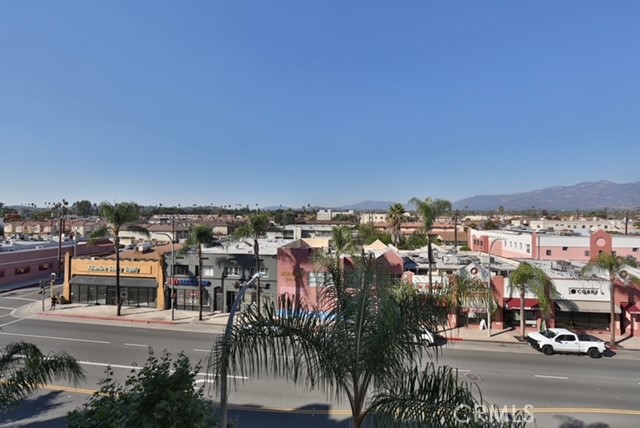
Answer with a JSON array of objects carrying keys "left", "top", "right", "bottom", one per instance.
[
  {"left": 487, "top": 237, "right": 505, "bottom": 337},
  {"left": 157, "top": 232, "right": 175, "bottom": 321},
  {"left": 219, "top": 273, "right": 262, "bottom": 428}
]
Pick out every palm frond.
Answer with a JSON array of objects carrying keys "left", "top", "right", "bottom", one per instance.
[{"left": 0, "top": 342, "right": 85, "bottom": 411}]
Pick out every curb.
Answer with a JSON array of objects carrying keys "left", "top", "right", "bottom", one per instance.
[{"left": 39, "top": 312, "right": 175, "bottom": 325}]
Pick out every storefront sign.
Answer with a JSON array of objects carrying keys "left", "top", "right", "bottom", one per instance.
[
  {"left": 88, "top": 265, "right": 142, "bottom": 274},
  {"left": 168, "top": 279, "right": 211, "bottom": 286},
  {"left": 568, "top": 288, "right": 603, "bottom": 296}
]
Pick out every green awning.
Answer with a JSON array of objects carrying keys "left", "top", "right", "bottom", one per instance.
[{"left": 555, "top": 300, "right": 619, "bottom": 314}]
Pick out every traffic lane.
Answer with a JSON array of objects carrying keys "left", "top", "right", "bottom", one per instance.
[
  {"left": 437, "top": 346, "right": 640, "bottom": 383},
  {"left": 0, "top": 317, "right": 222, "bottom": 365}
]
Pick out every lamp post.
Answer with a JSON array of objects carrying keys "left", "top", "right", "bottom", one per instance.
[
  {"left": 487, "top": 237, "right": 505, "bottom": 337},
  {"left": 219, "top": 273, "right": 262, "bottom": 428},
  {"left": 157, "top": 232, "right": 175, "bottom": 321}
]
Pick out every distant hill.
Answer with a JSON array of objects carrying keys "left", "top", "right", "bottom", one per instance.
[
  {"left": 452, "top": 180, "right": 640, "bottom": 212},
  {"left": 332, "top": 181, "right": 640, "bottom": 212}
]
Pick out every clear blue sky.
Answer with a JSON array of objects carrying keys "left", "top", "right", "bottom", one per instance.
[{"left": 2, "top": 1, "right": 638, "bottom": 209}]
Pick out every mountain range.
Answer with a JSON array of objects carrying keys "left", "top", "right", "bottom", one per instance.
[{"left": 334, "top": 181, "right": 640, "bottom": 212}]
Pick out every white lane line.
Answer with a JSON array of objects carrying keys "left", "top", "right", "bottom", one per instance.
[
  {"left": 0, "top": 306, "right": 17, "bottom": 310},
  {"left": 535, "top": 374, "right": 568, "bottom": 380},
  {"left": 80, "top": 361, "right": 142, "bottom": 371},
  {"left": 125, "top": 343, "right": 148, "bottom": 347},
  {"left": 457, "top": 369, "right": 471, "bottom": 372},
  {"left": 0, "top": 331, "right": 110, "bottom": 344},
  {"left": 193, "top": 348, "right": 212, "bottom": 352},
  {"left": 0, "top": 317, "right": 33, "bottom": 328}
]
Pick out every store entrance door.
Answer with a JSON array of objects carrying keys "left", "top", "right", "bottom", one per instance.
[{"left": 106, "top": 287, "right": 117, "bottom": 305}]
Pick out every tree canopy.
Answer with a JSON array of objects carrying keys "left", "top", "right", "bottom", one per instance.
[{"left": 68, "top": 349, "right": 217, "bottom": 428}]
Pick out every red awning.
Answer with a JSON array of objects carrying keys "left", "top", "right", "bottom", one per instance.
[
  {"left": 504, "top": 298, "right": 539, "bottom": 310},
  {"left": 627, "top": 305, "right": 640, "bottom": 315}
]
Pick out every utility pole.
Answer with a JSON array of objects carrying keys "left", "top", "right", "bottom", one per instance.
[{"left": 219, "top": 273, "right": 262, "bottom": 428}]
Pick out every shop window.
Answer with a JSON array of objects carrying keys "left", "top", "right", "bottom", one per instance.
[
  {"left": 174, "top": 265, "right": 190, "bottom": 276},
  {"left": 308, "top": 272, "right": 333, "bottom": 287},
  {"left": 556, "top": 311, "right": 609, "bottom": 331},
  {"left": 225, "top": 266, "right": 241, "bottom": 277},
  {"left": 249, "top": 267, "right": 269, "bottom": 278},
  {"left": 15, "top": 266, "right": 30, "bottom": 275}
]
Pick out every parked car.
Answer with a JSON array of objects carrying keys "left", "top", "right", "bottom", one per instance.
[{"left": 526, "top": 328, "right": 606, "bottom": 358}]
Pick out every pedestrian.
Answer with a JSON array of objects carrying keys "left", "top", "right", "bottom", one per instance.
[{"left": 50, "top": 294, "right": 57, "bottom": 310}]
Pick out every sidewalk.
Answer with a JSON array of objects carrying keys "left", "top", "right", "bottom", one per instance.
[
  {"left": 17, "top": 301, "right": 229, "bottom": 334},
  {"left": 14, "top": 301, "right": 640, "bottom": 351}
]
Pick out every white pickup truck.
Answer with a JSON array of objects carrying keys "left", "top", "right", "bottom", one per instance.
[{"left": 526, "top": 328, "right": 607, "bottom": 358}]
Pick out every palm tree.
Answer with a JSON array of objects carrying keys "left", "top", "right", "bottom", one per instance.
[
  {"left": 0, "top": 341, "right": 85, "bottom": 412},
  {"left": 180, "top": 224, "right": 217, "bottom": 321},
  {"left": 581, "top": 253, "right": 638, "bottom": 346},
  {"left": 409, "top": 197, "right": 452, "bottom": 291},
  {"left": 446, "top": 274, "right": 493, "bottom": 328},
  {"left": 234, "top": 213, "right": 270, "bottom": 314},
  {"left": 386, "top": 203, "right": 405, "bottom": 247},
  {"left": 90, "top": 202, "right": 150, "bottom": 316},
  {"left": 510, "top": 262, "right": 557, "bottom": 339},
  {"left": 210, "top": 250, "right": 522, "bottom": 427}
]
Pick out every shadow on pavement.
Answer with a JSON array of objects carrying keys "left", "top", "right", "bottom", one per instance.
[
  {"left": 227, "top": 403, "right": 351, "bottom": 428},
  {"left": 0, "top": 391, "right": 68, "bottom": 428}
]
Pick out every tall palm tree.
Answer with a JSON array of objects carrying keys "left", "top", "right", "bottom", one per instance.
[
  {"left": 210, "top": 251, "right": 523, "bottom": 427},
  {"left": 180, "top": 224, "right": 217, "bottom": 321},
  {"left": 386, "top": 203, "right": 405, "bottom": 247},
  {"left": 510, "top": 262, "right": 557, "bottom": 339},
  {"left": 409, "top": 197, "right": 452, "bottom": 291},
  {"left": 90, "top": 202, "right": 150, "bottom": 316},
  {"left": 581, "top": 253, "right": 638, "bottom": 346},
  {"left": 446, "top": 274, "right": 493, "bottom": 328},
  {"left": 234, "top": 213, "right": 270, "bottom": 314},
  {"left": 0, "top": 341, "right": 85, "bottom": 412}
]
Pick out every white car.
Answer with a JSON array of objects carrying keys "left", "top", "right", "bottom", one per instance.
[
  {"left": 526, "top": 328, "right": 606, "bottom": 358},
  {"left": 419, "top": 328, "right": 435, "bottom": 346}
]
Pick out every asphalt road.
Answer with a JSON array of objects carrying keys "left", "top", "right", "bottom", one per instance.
[{"left": 1, "top": 288, "right": 639, "bottom": 427}]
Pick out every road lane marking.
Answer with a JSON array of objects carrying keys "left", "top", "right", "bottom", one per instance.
[
  {"left": 0, "top": 317, "right": 34, "bottom": 328},
  {"left": 534, "top": 375, "right": 568, "bottom": 380},
  {"left": 34, "top": 386, "right": 640, "bottom": 419},
  {"left": 79, "top": 361, "right": 142, "bottom": 371},
  {"left": 125, "top": 343, "right": 148, "bottom": 347},
  {"left": 0, "top": 331, "right": 110, "bottom": 344},
  {"left": 193, "top": 348, "right": 212, "bottom": 352},
  {"left": 3, "top": 297, "right": 40, "bottom": 302}
]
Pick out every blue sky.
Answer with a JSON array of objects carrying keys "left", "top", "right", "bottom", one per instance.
[{"left": 2, "top": 1, "right": 638, "bottom": 209}]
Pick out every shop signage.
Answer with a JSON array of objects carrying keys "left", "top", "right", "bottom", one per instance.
[
  {"left": 168, "top": 279, "right": 211, "bottom": 286},
  {"left": 88, "top": 265, "right": 141, "bottom": 274},
  {"left": 568, "top": 288, "right": 603, "bottom": 296}
]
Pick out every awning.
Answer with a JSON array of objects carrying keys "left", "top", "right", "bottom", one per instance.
[
  {"left": 555, "top": 300, "right": 620, "bottom": 314},
  {"left": 627, "top": 305, "right": 640, "bottom": 315},
  {"left": 504, "top": 298, "right": 539, "bottom": 310},
  {"left": 70, "top": 275, "right": 157, "bottom": 288}
]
